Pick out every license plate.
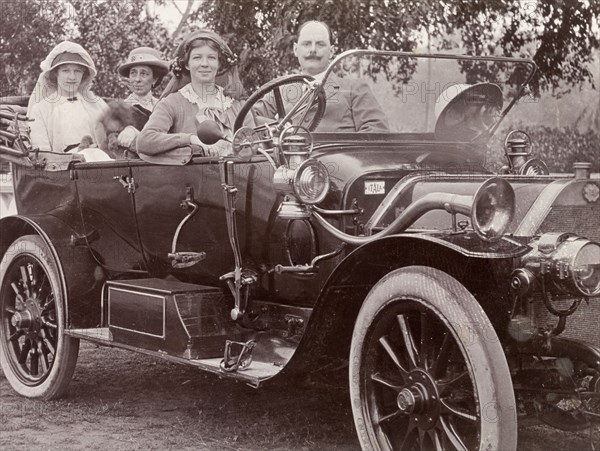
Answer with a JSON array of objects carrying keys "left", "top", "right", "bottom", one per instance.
[{"left": 364, "top": 180, "right": 385, "bottom": 195}]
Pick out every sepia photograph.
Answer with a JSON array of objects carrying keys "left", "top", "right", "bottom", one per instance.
[{"left": 1, "top": 0, "right": 599, "bottom": 449}]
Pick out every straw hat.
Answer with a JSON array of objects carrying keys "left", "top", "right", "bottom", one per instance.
[{"left": 117, "top": 47, "right": 169, "bottom": 78}]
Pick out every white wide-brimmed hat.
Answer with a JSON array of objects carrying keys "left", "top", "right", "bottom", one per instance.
[
  {"left": 49, "top": 52, "right": 97, "bottom": 77},
  {"left": 117, "top": 47, "right": 169, "bottom": 78},
  {"left": 39, "top": 41, "right": 98, "bottom": 79}
]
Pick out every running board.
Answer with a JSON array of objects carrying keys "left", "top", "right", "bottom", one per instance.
[
  {"left": 65, "top": 327, "right": 288, "bottom": 387},
  {"left": 67, "top": 327, "right": 112, "bottom": 342}
]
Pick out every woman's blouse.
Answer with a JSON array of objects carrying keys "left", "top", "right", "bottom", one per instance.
[
  {"left": 29, "top": 96, "right": 108, "bottom": 152},
  {"left": 136, "top": 84, "right": 236, "bottom": 156}
]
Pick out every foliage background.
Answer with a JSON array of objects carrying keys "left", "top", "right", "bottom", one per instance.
[
  {"left": 524, "top": 128, "right": 599, "bottom": 172},
  {"left": 487, "top": 127, "right": 600, "bottom": 173},
  {"left": 0, "top": 0, "right": 598, "bottom": 168},
  {"left": 0, "top": 0, "right": 174, "bottom": 99}
]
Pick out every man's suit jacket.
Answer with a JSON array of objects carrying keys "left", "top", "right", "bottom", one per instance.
[{"left": 253, "top": 73, "right": 389, "bottom": 132}]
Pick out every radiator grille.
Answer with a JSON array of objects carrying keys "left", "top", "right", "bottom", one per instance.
[{"left": 537, "top": 205, "right": 600, "bottom": 242}]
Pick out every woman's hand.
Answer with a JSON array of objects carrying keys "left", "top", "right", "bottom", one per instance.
[{"left": 117, "top": 126, "right": 140, "bottom": 148}]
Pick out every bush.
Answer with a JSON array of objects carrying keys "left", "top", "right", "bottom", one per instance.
[{"left": 487, "top": 126, "right": 599, "bottom": 173}]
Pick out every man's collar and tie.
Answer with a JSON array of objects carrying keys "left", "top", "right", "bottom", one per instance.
[{"left": 311, "top": 70, "right": 327, "bottom": 82}]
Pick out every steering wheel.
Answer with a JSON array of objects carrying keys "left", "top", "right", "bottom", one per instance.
[{"left": 234, "top": 74, "right": 326, "bottom": 133}]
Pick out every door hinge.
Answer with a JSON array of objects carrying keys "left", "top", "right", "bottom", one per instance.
[{"left": 113, "top": 175, "right": 136, "bottom": 194}]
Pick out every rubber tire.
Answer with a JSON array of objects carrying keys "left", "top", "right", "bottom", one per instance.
[
  {"left": 349, "top": 266, "right": 517, "bottom": 451},
  {"left": 0, "top": 235, "right": 79, "bottom": 399}
]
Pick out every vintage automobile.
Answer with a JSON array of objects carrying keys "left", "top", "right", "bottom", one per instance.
[{"left": 1, "top": 50, "right": 599, "bottom": 450}]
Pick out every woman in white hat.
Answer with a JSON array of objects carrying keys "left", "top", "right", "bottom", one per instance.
[{"left": 27, "top": 41, "right": 109, "bottom": 154}]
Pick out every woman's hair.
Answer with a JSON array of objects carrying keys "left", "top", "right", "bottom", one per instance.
[
  {"left": 46, "top": 65, "right": 90, "bottom": 88},
  {"left": 127, "top": 66, "right": 155, "bottom": 78},
  {"left": 179, "top": 38, "right": 221, "bottom": 76},
  {"left": 128, "top": 65, "right": 164, "bottom": 88}
]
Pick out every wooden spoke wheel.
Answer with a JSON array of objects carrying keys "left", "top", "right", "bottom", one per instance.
[
  {"left": 0, "top": 235, "right": 79, "bottom": 399},
  {"left": 350, "top": 266, "right": 517, "bottom": 450}
]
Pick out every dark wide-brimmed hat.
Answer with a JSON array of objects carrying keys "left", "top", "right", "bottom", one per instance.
[
  {"left": 434, "top": 83, "right": 503, "bottom": 139},
  {"left": 117, "top": 47, "right": 169, "bottom": 78},
  {"left": 161, "top": 29, "right": 244, "bottom": 100},
  {"left": 435, "top": 83, "right": 503, "bottom": 123},
  {"left": 172, "top": 30, "right": 237, "bottom": 76}
]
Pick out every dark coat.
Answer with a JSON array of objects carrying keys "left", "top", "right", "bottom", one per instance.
[{"left": 253, "top": 73, "right": 389, "bottom": 133}]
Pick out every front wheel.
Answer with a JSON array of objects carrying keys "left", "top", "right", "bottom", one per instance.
[
  {"left": 350, "top": 266, "right": 517, "bottom": 450},
  {"left": 0, "top": 235, "right": 79, "bottom": 399}
]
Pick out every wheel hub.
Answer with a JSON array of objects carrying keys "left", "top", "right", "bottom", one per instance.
[
  {"left": 10, "top": 310, "right": 34, "bottom": 329},
  {"left": 400, "top": 369, "right": 441, "bottom": 430},
  {"left": 397, "top": 386, "right": 423, "bottom": 414},
  {"left": 10, "top": 299, "right": 43, "bottom": 333}
]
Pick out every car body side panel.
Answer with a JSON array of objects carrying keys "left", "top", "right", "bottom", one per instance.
[
  {"left": 130, "top": 160, "right": 235, "bottom": 280},
  {"left": 73, "top": 162, "right": 147, "bottom": 274},
  {"left": 128, "top": 159, "right": 278, "bottom": 282}
]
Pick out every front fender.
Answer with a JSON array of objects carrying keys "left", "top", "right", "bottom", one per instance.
[
  {"left": 319, "top": 232, "right": 529, "bottom": 292},
  {"left": 402, "top": 232, "right": 530, "bottom": 259},
  {"left": 0, "top": 215, "right": 103, "bottom": 328},
  {"left": 283, "top": 233, "right": 529, "bottom": 374}
]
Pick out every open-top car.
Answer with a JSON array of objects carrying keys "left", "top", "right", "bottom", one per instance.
[{"left": 1, "top": 50, "right": 599, "bottom": 450}]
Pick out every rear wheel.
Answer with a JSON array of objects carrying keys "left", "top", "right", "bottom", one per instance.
[
  {"left": 0, "top": 235, "right": 79, "bottom": 399},
  {"left": 350, "top": 266, "right": 517, "bottom": 450}
]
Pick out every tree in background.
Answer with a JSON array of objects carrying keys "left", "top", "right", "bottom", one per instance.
[
  {"left": 0, "top": 0, "right": 68, "bottom": 97},
  {"left": 2, "top": 0, "right": 598, "bottom": 103},
  {"left": 195, "top": 0, "right": 599, "bottom": 96},
  {"left": 70, "top": 0, "right": 173, "bottom": 98},
  {"left": 0, "top": 0, "right": 173, "bottom": 99}
]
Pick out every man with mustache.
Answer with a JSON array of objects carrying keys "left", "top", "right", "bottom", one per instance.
[{"left": 255, "top": 20, "right": 389, "bottom": 132}]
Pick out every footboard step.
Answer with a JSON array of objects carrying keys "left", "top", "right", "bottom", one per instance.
[{"left": 66, "top": 327, "right": 112, "bottom": 342}]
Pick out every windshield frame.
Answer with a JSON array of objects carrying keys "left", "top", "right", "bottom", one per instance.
[{"left": 320, "top": 49, "right": 537, "bottom": 141}]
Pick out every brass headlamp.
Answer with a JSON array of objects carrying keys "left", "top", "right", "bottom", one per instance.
[
  {"left": 514, "top": 233, "right": 600, "bottom": 297},
  {"left": 273, "top": 127, "right": 330, "bottom": 220}
]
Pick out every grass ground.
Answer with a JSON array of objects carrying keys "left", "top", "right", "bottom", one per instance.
[{"left": 1, "top": 342, "right": 598, "bottom": 450}]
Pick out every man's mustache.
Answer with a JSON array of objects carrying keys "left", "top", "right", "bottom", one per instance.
[{"left": 305, "top": 55, "right": 321, "bottom": 60}]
